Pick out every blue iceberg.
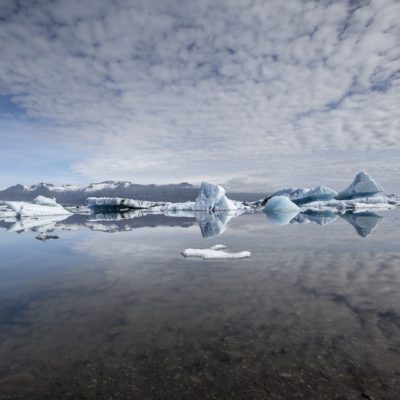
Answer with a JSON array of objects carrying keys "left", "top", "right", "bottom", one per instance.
[
  {"left": 271, "top": 185, "right": 337, "bottom": 205},
  {"left": 335, "top": 172, "right": 383, "bottom": 200},
  {"left": 263, "top": 196, "right": 301, "bottom": 213}
]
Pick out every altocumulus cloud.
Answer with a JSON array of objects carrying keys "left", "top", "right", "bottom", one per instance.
[{"left": 0, "top": 0, "right": 399, "bottom": 190}]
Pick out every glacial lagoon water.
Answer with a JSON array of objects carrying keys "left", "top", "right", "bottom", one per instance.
[{"left": 0, "top": 209, "right": 400, "bottom": 399}]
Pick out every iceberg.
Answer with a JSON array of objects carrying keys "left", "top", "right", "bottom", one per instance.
[
  {"left": 271, "top": 185, "right": 337, "bottom": 204},
  {"left": 86, "top": 197, "right": 165, "bottom": 210},
  {"left": 4, "top": 197, "right": 71, "bottom": 217},
  {"left": 182, "top": 245, "right": 251, "bottom": 260},
  {"left": 32, "top": 195, "right": 59, "bottom": 207},
  {"left": 263, "top": 197, "right": 300, "bottom": 224},
  {"left": 301, "top": 196, "right": 396, "bottom": 212},
  {"left": 335, "top": 172, "right": 384, "bottom": 200},
  {"left": 86, "top": 182, "right": 249, "bottom": 213},
  {"left": 263, "top": 196, "right": 301, "bottom": 213},
  {"left": 194, "top": 182, "right": 245, "bottom": 211}
]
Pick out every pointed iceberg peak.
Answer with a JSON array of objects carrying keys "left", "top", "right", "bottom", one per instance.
[
  {"left": 194, "top": 182, "right": 238, "bottom": 211},
  {"left": 335, "top": 172, "right": 384, "bottom": 200}
]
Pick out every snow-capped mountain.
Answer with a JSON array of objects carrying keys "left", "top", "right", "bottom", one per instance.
[
  {"left": 0, "top": 180, "right": 263, "bottom": 205},
  {"left": 0, "top": 181, "right": 198, "bottom": 204}
]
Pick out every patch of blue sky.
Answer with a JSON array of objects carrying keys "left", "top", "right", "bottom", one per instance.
[{"left": 0, "top": 121, "right": 89, "bottom": 188}]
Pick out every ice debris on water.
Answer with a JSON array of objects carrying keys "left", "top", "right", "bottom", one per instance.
[{"left": 182, "top": 245, "right": 251, "bottom": 260}]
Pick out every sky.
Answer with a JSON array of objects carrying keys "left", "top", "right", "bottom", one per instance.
[{"left": 0, "top": 0, "right": 399, "bottom": 192}]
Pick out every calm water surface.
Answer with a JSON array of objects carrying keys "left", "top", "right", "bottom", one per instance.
[{"left": 0, "top": 210, "right": 400, "bottom": 399}]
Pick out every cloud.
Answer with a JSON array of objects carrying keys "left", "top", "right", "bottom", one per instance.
[{"left": 0, "top": 0, "right": 399, "bottom": 189}]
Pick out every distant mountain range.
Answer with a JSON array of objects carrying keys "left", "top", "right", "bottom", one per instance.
[{"left": 0, "top": 181, "right": 264, "bottom": 205}]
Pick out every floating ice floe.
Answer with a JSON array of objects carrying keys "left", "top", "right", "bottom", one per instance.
[
  {"left": 64, "top": 205, "right": 92, "bottom": 215},
  {"left": 301, "top": 196, "right": 397, "bottom": 212},
  {"left": 182, "top": 244, "right": 251, "bottom": 260},
  {"left": 335, "top": 172, "right": 383, "bottom": 200},
  {"left": 4, "top": 196, "right": 71, "bottom": 217},
  {"left": 86, "top": 197, "right": 165, "bottom": 210},
  {"left": 36, "top": 233, "right": 59, "bottom": 241}
]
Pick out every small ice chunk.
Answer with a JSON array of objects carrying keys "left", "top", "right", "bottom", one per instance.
[
  {"left": 36, "top": 233, "right": 59, "bottom": 241},
  {"left": 182, "top": 246, "right": 251, "bottom": 260},
  {"left": 263, "top": 196, "right": 301, "bottom": 213},
  {"left": 335, "top": 172, "right": 384, "bottom": 200},
  {"left": 210, "top": 244, "right": 227, "bottom": 250}
]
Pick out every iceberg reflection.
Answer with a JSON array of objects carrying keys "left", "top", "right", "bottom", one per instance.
[
  {"left": 264, "top": 209, "right": 300, "bottom": 225},
  {"left": 0, "top": 208, "right": 386, "bottom": 239},
  {"left": 340, "top": 212, "right": 383, "bottom": 238}
]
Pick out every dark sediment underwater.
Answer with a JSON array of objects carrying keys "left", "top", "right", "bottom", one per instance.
[{"left": 0, "top": 210, "right": 400, "bottom": 399}]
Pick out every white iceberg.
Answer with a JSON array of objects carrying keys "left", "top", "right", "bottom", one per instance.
[
  {"left": 335, "top": 172, "right": 384, "bottom": 200},
  {"left": 32, "top": 195, "right": 59, "bottom": 207},
  {"left": 4, "top": 196, "right": 71, "bottom": 217},
  {"left": 272, "top": 185, "right": 337, "bottom": 205},
  {"left": 301, "top": 196, "right": 396, "bottom": 212},
  {"left": 182, "top": 245, "right": 251, "bottom": 260},
  {"left": 86, "top": 197, "right": 165, "bottom": 210},
  {"left": 194, "top": 182, "right": 245, "bottom": 211},
  {"left": 160, "top": 202, "right": 196, "bottom": 212}
]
